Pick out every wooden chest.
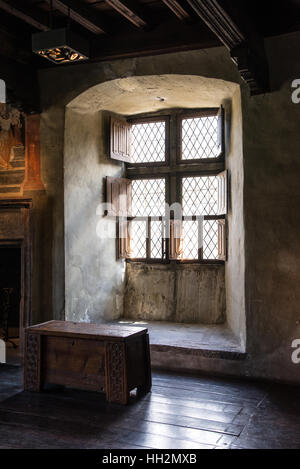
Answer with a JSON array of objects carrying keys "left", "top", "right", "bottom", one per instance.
[{"left": 24, "top": 320, "right": 151, "bottom": 404}]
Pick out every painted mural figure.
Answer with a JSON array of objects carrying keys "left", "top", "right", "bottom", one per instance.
[{"left": 0, "top": 104, "right": 23, "bottom": 170}]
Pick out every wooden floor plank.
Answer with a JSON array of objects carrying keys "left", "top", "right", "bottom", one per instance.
[
  {"left": 141, "top": 392, "right": 242, "bottom": 414},
  {"left": 152, "top": 375, "right": 268, "bottom": 399},
  {"left": 135, "top": 408, "right": 244, "bottom": 436},
  {"left": 152, "top": 384, "right": 262, "bottom": 407},
  {"left": 137, "top": 400, "right": 236, "bottom": 424},
  {"left": 0, "top": 397, "right": 231, "bottom": 447},
  {"left": 153, "top": 371, "right": 270, "bottom": 392},
  {"left": 0, "top": 365, "right": 299, "bottom": 449},
  {"left": 0, "top": 390, "right": 244, "bottom": 438},
  {"left": 0, "top": 388, "right": 240, "bottom": 435},
  {"left": 0, "top": 411, "right": 214, "bottom": 450}
]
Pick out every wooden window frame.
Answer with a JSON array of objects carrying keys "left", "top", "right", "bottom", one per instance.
[
  {"left": 177, "top": 108, "right": 225, "bottom": 164},
  {"left": 126, "top": 175, "right": 168, "bottom": 263},
  {"left": 113, "top": 108, "right": 227, "bottom": 264},
  {"left": 126, "top": 115, "right": 170, "bottom": 168},
  {"left": 125, "top": 214, "right": 226, "bottom": 265},
  {"left": 125, "top": 215, "right": 169, "bottom": 264}
]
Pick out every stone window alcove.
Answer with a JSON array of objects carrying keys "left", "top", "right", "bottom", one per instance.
[{"left": 64, "top": 75, "right": 246, "bottom": 353}]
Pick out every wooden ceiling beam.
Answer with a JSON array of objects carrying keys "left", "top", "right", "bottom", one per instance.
[
  {"left": 90, "top": 18, "right": 218, "bottom": 60},
  {"left": 185, "top": 0, "right": 269, "bottom": 94},
  {"left": 0, "top": 0, "right": 49, "bottom": 31},
  {"left": 161, "top": 0, "right": 192, "bottom": 22},
  {"left": 105, "top": 0, "right": 147, "bottom": 29},
  {"left": 186, "top": 0, "right": 244, "bottom": 48},
  {"left": 46, "top": 0, "right": 106, "bottom": 34}
]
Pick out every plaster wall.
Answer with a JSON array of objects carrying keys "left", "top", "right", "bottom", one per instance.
[
  {"left": 36, "top": 106, "right": 65, "bottom": 322},
  {"left": 38, "top": 33, "right": 300, "bottom": 383},
  {"left": 64, "top": 110, "right": 125, "bottom": 322},
  {"left": 224, "top": 89, "right": 246, "bottom": 348},
  {"left": 242, "top": 80, "right": 300, "bottom": 382},
  {"left": 64, "top": 74, "right": 239, "bottom": 326}
]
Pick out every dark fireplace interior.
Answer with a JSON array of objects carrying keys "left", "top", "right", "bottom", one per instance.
[{"left": 0, "top": 246, "right": 21, "bottom": 341}]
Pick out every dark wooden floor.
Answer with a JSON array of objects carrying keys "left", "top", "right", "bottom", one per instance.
[{"left": 0, "top": 364, "right": 300, "bottom": 449}]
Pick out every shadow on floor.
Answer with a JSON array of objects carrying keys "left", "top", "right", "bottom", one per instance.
[{"left": 0, "top": 364, "right": 299, "bottom": 449}]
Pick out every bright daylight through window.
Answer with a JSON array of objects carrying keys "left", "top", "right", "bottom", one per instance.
[{"left": 125, "top": 109, "right": 225, "bottom": 262}]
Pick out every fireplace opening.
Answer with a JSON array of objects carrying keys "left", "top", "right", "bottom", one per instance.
[{"left": 0, "top": 246, "right": 22, "bottom": 358}]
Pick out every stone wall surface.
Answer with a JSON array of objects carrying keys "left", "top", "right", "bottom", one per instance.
[
  {"left": 64, "top": 110, "right": 125, "bottom": 322},
  {"left": 225, "top": 88, "right": 246, "bottom": 348},
  {"left": 62, "top": 73, "right": 239, "bottom": 326},
  {"left": 125, "top": 263, "right": 226, "bottom": 324},
  {"left": 34, "top": 31, "right": 300, "bottom": 384}
]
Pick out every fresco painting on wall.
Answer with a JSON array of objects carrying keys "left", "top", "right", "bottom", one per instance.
[{"left": 0, "top": 104, "right": 24, "bottom": 170}]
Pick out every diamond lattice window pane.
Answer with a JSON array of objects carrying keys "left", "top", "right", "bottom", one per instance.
[
  {"left": 130, "top": 220, "right": 147, "bottom": 258},
  {"left": 182, "top": 176, "right": 218, "bottom": 216},
  {"left": 203, "top": 219, "right": 218, "bottom": 260},
  {"left": 182, "top": 115, "right": 219, "bottom": 159},
  {"left": 132, "top": 179, "right": 165, "bottom": 216},
  {"left": 151, "top": 220, "right": 163, "bottom": 259},
  {"left": 131, "top": 121, "right": 165, "bottom": 163},
  {"left": 182, "top": 220, "right": 199, "bottom": 259}
]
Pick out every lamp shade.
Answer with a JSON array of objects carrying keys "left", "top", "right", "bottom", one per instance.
[{"left": 32, "top": 28, "right": 89, "bottom": 64}]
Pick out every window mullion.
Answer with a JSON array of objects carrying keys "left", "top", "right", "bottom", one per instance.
[
  {"left": 124, "top": 109, "right": 225, "bottom": 263},
  {"left": 198, "top": 217, "right": 203, "bottom": 260},
  {"left": 146, "top": 217, "right": 151, "bottom": 260},
  {"left": 169, "top": 114, "right": 178, "bottom": 208},
  {"left": 169, "top": 114, "right": 177, "bottom": 169}
]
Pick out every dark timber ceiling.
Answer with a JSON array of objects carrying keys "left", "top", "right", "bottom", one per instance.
[
  {"left": 1, "top": 0, "right": 300, "bottom": 66},
  {"left": 1, "top": 0, "right": 300, "bottom": 109}
]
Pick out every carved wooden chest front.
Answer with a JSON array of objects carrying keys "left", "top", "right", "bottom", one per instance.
[{"left": 24, "top": 320, "right": 151, "bottom": 404}]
